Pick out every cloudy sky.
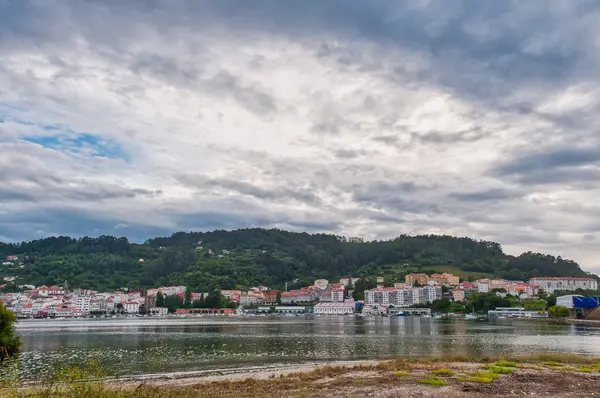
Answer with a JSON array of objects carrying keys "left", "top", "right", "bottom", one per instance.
[{"left": 1, "top": 1, "right": 600, "bottom": 273}]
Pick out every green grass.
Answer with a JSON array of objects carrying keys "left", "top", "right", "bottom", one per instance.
[
  {"left": 543, "top": 361, "right": 566, "bottom": 367},
  {"left": 458, "top": 370, "right": 500, "bottom": 383},
  {"left": 457, "top": 374, "right": 495, "bottom": 384},
  {"left": 417, "top": 377, "right": 448, "bottom": 387},
  {"left": 495, "top": 361, "right": 517, "bottom": 368},
  {"left": 516, "top": 364, "right": 545, "bottom": 370},
  {"left": 456, "top": 371, "right": 500, "bottom": 384},
  {"left": 484, "top": 366, "right": 515, "bottom": 375},
  {"left": 432, "top": 368, "right": 455, "bottom": 376},
  {"left": 576, "top": 367, "right": 595, "bottom": 373},
  {"left": 393, "top": 371, "right": 410, "bottom": 377}
]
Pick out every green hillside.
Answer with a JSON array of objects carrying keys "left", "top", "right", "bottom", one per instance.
[{"left": 0, "top": 229, "right": 595, "bottom": 292}]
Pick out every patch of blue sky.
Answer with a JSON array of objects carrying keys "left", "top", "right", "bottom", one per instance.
[
  {"left": 21, "top": 132, "right": 129, "bottom": 161},
  {"left": 0, "top": 114, "right": 128, "bottom": 161}
]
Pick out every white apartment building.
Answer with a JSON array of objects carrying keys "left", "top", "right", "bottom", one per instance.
[
  {"left": 75, "top": 296, "right": 92, "bottom": 313},
  {"left": 423, "top": 286, "right": 442, "bottom": 302},
  {"left": 366, "top": 287, "right": 432, "bottom": 307},
  {"left": 90, "top": 299, "right": 107, "bottom": 313},
  {"left": 476, "top": 279, "right": 490, "bottom": 293},
  {"left": 123, "top": 301, "right": 141, "bottom": 314},
  {"left": 240, "top": 294, "right": 260, "bottom": 306},
  {"left": 529, "top": 277, "right": 598, "bottom": 294},
  {"left": 331, "top": 289, "right": 345, "bottom": 302}
]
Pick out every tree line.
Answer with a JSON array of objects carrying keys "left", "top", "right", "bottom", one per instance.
[{"left": 0, "top": 229, "right": 596, "bottom": 291}]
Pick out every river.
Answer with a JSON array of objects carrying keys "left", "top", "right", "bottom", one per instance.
[{"left": 10, "top": 316, "right": 600, "bottom": 381}]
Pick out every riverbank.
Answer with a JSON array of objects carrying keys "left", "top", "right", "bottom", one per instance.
[{"left": 7, "top": 354, "right": 600, "bottom": 397}]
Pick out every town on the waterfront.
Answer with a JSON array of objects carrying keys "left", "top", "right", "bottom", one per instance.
[{"left": 2, "top": 260, "right": 598, "bottom": 320}]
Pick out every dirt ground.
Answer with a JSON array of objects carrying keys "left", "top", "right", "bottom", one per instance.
[
  {"left": 116, "top": 358, "right": 600, "bottom": 398},
  {"left": 12, "top": 355, "right": 600, "bottom": 397}
]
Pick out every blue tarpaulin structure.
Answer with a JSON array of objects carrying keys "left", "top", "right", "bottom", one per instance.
[{"left": 572, "top": 296, "right": 600, "bottom": 309}]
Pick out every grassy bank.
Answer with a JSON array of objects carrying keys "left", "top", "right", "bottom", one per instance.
[{"left": 3, "top": 353, "right": 600, "bottom": 397}]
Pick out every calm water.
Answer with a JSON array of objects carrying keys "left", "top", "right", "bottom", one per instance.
[{"left": 10, "top": 317, "right": 600, "bottom": 381}]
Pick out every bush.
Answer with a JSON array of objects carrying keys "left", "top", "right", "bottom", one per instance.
[
  {"left": 0, "top": 303, "right": 21, "bottom": 359},
  {"left": 548, "top": 305, "right": 570, "bottom": 318}
]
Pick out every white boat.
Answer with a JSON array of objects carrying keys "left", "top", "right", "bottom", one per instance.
[{"left": 465, "top": 314, "right": 478, "bottom": 320}]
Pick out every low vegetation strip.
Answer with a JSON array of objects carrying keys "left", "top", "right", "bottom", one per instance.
[{"left": 4, "top": 354, "right": 600, "bottom": 398}]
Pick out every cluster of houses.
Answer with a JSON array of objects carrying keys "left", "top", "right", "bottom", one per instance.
[
  {"left": 0, "top": 258, "right": 597, "bottom": 318},
  {"left": 362, "top": 274, "right": 598, "bottom": 315},
  {"left": 1, "top": 285, "right": 151, "bottom": 318}
]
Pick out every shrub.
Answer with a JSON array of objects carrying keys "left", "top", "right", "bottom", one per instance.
[
  {"left": 548, "top": 305, "right": 570, "bottom": 318},
  {"left": 0, "top": 303, "right": 21, "bottom": 359}
]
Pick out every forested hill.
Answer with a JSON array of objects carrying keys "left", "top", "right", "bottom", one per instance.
[{"left": 0, "top": 229, "right": 595, "bottom": 292}]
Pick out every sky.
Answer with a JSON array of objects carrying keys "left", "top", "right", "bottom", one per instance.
[{"left": 1, "top": 1, "right": 600, "bottom": 274}]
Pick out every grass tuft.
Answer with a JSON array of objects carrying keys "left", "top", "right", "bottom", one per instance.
[
  {"left": 576, "top": 367, "right": 595, "bottom": 373},
  {"left": 495, "top": 361, "right": 517, "bottom": 367},
  {"left": 457, "top": 375, "right": 495, "bottom": 384},
  {"left": 517, "top": 364, "right": 545, "bottom": 370},
  {"left": 458, "top": 370, "right": 500, "bottom": 384},
  {"left": 485, "top": 366, "right": 515, "bottom": 375},
  {"left": 393, "top": 371, "right": 410, "bottom": 377},
  {"left": 543, "top": 361, "right": 565, "bottom": 367},
  {"left": 417, "top": 377, "right": 448, "bottom": 387},
  {"left": 432, "top": 368, "right": 455, "bottom": 376}
]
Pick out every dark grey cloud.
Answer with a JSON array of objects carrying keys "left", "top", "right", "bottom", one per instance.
[
  {"left": 492, "top": 147, "right": 600, "bottom": 185},
  {"left": 0, "top": 207, "right": 172, "bottom": 243},
  {"left": 176, "top": 174, "right": 322, "bottom": 206},
  {"left": 496, "top": 147, "right": 600, "bottom": 175},
  {"left": 449, "top": 188, "right": 523, "bottom": 202}
]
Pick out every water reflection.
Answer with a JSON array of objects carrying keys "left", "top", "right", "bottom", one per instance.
[{"left": 11, "top": 317, "right": 600, "bottom": 381}]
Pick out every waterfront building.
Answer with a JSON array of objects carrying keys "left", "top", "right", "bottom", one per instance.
[
  {"left": 280, "top": 290, "right": 314, "bottom": 304},
  {"left": 150, "top": 307, "right": 168, "bottom": 316},
  {"left": 313, "top": 302, "right": 356, "bottom": 315}
]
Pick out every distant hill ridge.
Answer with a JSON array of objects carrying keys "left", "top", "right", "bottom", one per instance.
[{"left": 0, "top": 228, "right": 596, "bottom": 292}]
